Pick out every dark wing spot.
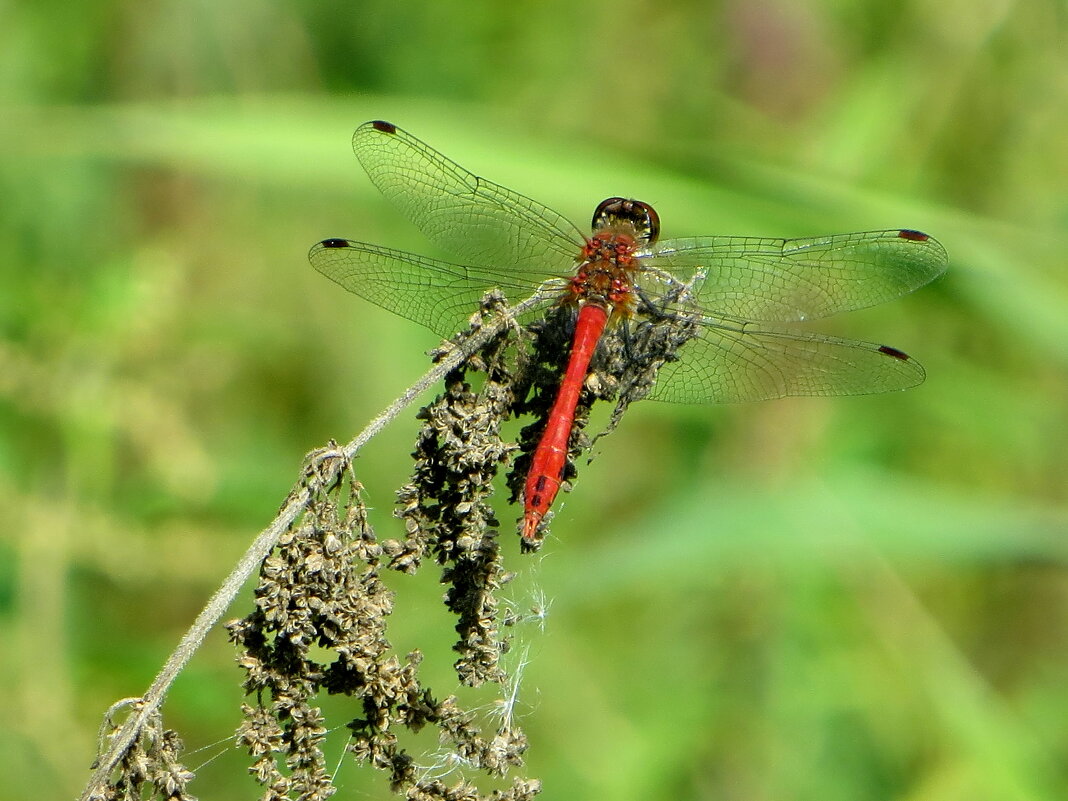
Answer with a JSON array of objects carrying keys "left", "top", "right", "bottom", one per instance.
[
  {"left": 370, "top": 120, "right": 397, "bottom": 134},
  {"left": 320, "top": 238, "right": 350, "bottom": 248},
  {"left": 897, "top": 229, "right": 929, "bottom": 242},
  {"left": 878, "top": 345, "right": 910, "bottom": 361}
]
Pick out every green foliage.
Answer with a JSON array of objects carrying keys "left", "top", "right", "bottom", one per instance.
[{"left": 2, "top": 1, "right": 1067, "bottom": 799}]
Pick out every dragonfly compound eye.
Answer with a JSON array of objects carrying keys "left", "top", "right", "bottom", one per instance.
[{"left": 591, "top": 197, "right": 660, "bottom": 245}]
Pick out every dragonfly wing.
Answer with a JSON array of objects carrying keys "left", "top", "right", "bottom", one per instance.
[
  {"left": 353, "top": 121, "right": 585, "bottom": 275},
  {"left": 642, "top": 230, "right": 947, "bottom": 322},
  {"left": 649, "top": 320, "right": 926, "bottom": 404},
  {"left": 309, "top": 239, "right": 557, "bottom": 338}
]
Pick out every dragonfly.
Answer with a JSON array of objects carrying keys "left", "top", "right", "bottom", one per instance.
[{"left": 310, "top": 120, "right": 947, "bottom": 542}]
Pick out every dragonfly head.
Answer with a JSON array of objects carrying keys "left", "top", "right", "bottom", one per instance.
[{"left": 592, "top": 198, "right": 660, "bottom": 246}]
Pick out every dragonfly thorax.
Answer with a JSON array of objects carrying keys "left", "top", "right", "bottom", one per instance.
[
  {"left": 565, "top": 198, "right": 659, "bottom": 313},
  {"left": 568, "top": 232, "right": 641, "bottom": 314}
]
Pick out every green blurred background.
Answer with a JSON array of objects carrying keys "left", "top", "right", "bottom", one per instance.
[{"left": 3, "top": 1, "right": 1067, "bottom": 799}]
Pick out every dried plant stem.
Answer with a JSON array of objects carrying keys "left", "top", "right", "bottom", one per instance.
[{"left": 79, "top": 294, "right": 545, "bottom": 801}]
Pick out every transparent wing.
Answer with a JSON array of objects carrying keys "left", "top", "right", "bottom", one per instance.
[
  {"left": 649, "top": 320, "right": 926, "bottom": 404},
  {"left": 640, "top": 229, "right": 947, "bottom": 322},
  {"left": 309, "top": 239, "right": 559, "bottom": 338},
  {"left": 353, "top": 121, "right": 586, "bottom": 274}
]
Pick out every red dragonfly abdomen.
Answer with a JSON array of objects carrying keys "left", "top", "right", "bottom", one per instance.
[{"left": 522, "top": 302, "right": 610, "bottom": 541}]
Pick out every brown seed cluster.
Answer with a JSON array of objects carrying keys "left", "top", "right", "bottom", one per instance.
[
  {"left": 394, "top": 371, "right": 516, "bottom": 684},
  {"left": 229, "top": 296, "right": 543, "bottom": 801},
  {"left": 229, "top": 470, "right": 539, "bottom": 799},
  {"left": 87, "top": 704, "right": 195, "bottom": 801}
]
